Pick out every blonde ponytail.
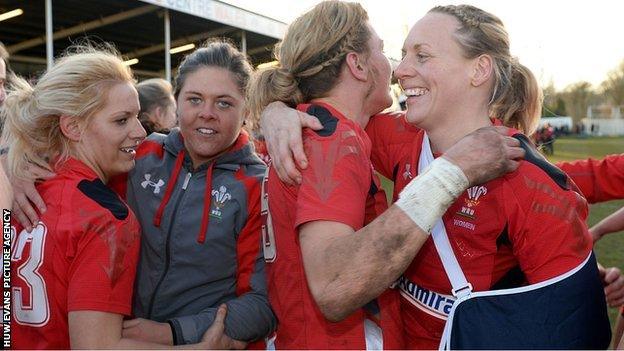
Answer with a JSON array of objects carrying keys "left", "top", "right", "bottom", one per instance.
[
  {"left": 490, "top": 61, "right": 542, "bottom": 135},
  {"left": 248, "top": 1, "right": 371, "bottom": 120},
  {"left": 2, "top": 76, "right": 58, "bottom": 178},
  {"left": 248, "top": 66, "right": 305, "bottom": 122}
]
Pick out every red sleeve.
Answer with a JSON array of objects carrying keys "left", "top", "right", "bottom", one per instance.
[
  {"left": 295, "top": 129, "right": 370, "bottom": 230},
  {"left": 366, "top": 113, "right": 398, "bottom": 179},
  {"left": 504, "top": 163, "right": 593, "bottom": 284},
  {"left": 65, "top": 210, "right": 141, "bottom": 315},
  {"left": 556, "top": 154, "right": 624, "bottom": 203},
  {"left": 234, "top": 170, "right": 263, "bottom": 296},
  {"left": 366, "top": 112, "right": 421, "bottom": 180}
]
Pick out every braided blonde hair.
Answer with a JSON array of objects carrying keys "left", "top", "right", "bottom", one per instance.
[
  {"left": 247, "top": 0, "right": 371, "bottom": 119},
  {"left": 430, "top": 5, "right": 542, "bottom": 135}
]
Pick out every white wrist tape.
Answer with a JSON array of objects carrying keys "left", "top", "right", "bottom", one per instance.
[{"left": 395, "top": 157, "right": 469, "bottom": 234}]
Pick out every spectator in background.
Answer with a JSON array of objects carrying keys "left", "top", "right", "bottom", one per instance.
[
  {"left": 535, "top": 123, "right": 555, "bottom": 155},
  {"left": 136, "top": 78, "right": 177, "bottom": 134}
]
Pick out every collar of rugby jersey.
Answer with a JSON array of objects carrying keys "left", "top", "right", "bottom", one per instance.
[
  {"left": 54, "top": 157, "right": 100, "bottom": 182},
  {"left": 297, "top": 101, "right": 364, "bottom": 129}
]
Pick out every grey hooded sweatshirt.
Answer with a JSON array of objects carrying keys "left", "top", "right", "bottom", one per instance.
[{"left": 126, "top": 129, "right": 276, "bottom": 345}]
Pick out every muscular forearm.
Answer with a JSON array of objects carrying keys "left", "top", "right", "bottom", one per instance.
[
  {"left": 312, "top": 206, "right": 428, "bottom": 321},
  {"left": 305, "top": 158, "right": 469, "bottom": 321}
]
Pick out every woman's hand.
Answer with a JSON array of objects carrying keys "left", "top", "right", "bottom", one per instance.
[
  {"left": 200, "top": 304, "right": 247, "bottom": 350},
  {"left": 599, "top": 265, "right": 624, "bottom": 307},
  {"left": 9, "top": 163, "right": 54, "bottom": 231},
  {"left": 260, "top": 101, "right": 322, "bottom": 185}
]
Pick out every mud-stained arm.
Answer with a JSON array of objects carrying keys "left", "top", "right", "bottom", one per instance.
[
  {"left": 300, "top": 127, "right": 523, "bottom": 321},
  {"left": 300, "top": 207, "right": 426, "bottom": 321}
]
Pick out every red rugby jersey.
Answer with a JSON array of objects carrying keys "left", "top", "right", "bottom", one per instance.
[
  {"left": 10, "top": 158, "right": 141, "bottom": 349},
  {"left": 367, "top": 113, "right": 593, "bottom": 349},
  {"left": 264, "top": 102, "right": 403, "bottom": 349}
]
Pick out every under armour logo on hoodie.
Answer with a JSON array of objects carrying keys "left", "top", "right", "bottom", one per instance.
[{"left": 141, "top": 174, "right": 165, "bottom": 194}]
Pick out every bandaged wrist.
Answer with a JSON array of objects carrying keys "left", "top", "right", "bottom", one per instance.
[{"left": 395, "top": 157, "right": 469, "bottom": 233}]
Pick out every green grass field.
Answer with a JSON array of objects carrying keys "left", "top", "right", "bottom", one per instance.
[
  {"left": 379, "top": 136, "right": 623, "bottom": 327},
  {"left": 547, "top": 136, "right": 623, "bottom": 327}
]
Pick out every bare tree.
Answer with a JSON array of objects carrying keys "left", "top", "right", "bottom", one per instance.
[
  {"left": 600, "top": 59, "right": 624, "bottom": 106},
  {"left": 560, "top": 81, "right": 596, "bottom": 123}
]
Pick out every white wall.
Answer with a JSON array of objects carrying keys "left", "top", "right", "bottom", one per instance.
[{"left": 582, "top": 118, "right": 624, "bottom": 136}]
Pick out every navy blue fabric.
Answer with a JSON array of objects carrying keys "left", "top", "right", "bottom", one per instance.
[
  {"left": 306, "top": 105, "right": 339, "bottom": 137},
  {"left": 449, "top": 253, "right": 611, "bottom": 349},
  {"left": 77, "top": 179, "right": 129, "bottom": 220},
  {"left": 512, "top": 133, "right": 569, "bottom": 190}
]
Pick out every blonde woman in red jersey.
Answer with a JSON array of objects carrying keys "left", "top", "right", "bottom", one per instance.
[
  {"left": 248, "top": 1, "right": 522, "bottom": 349},
  {"left": 2, "top": 46, "right": 227, "bottom": 349},
  {"left": 260, "top": 4, "right": 611, "bottom": 349}
]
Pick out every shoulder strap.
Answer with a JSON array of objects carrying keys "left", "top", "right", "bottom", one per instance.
[{"left": 418, "top": 134, "right": 472, "bottom": 299}]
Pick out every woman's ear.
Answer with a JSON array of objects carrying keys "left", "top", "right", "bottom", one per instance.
[
  {"left": 345, "top": 52, "right": 369, "bottom": 81},
  {"left": 59, "top": 115, "right": 82, "bottom": 141},
  {"left": 471, "top": 54, "right": 493, "bottom": 87}
]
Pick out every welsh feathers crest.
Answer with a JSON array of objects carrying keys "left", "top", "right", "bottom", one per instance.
[{"left": 210, "top": 186, "right": 232, "bottom": 219}]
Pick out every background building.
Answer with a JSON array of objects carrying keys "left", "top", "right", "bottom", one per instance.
[{"left": 0, "top": 0, "right": 286, "bottom": 81}]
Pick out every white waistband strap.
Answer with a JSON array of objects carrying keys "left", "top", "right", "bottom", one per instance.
[
  {"left": 419, "top": 134, "right": 472, "bottom": 299},
  {"left": 364, "top": 318, "right": 383, "bottom": 350}
]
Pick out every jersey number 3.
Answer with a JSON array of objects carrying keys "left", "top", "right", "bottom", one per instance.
[{"left": 11, "top": 222, "right": 50, "bottom": 326}]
